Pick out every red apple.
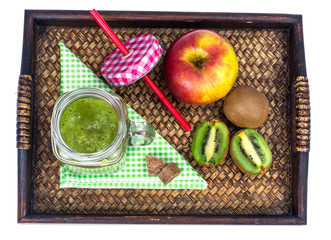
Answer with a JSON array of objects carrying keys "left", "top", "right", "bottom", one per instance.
[{"left": 163, "top": 29, "right": 238, "bottom": 105}]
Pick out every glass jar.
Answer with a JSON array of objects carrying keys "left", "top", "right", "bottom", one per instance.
[{"left": 51, "top": 87, "right": 155, "bottom": 174}]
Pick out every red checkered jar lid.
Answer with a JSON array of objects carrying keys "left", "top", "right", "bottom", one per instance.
[{"left": 101, "top": 34, "right": 163, "bottom": 87}]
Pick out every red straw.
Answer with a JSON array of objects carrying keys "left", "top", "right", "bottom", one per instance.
[
  {"left": 90, "top": 9, "right": 129, "bottom": 56},
  {"left": 90, "top": 9, "right": 191, "bottom": 131},
  {"left": 141, "top": 74, "right": 191, "bottom": 131}
]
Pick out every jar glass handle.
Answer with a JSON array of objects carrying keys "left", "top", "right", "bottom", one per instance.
[{"left": 128, "top": 121, "right": 155, "bottom": 146}]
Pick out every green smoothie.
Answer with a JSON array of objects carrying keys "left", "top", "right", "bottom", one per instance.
[{"left": 60, "top": 98, "right": 118, "bottom": 153}]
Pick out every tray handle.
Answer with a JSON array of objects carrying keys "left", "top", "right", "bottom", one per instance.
[
  {"left": 294, "top": 76, "right": 310, "bottom": 152},
  {"left": 17, "top": 74, "right": 33, "bottom": 150}
]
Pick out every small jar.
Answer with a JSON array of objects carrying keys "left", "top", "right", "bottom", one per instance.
[{"left": 51, "top": 87, "right": 155, "bottom": 174}]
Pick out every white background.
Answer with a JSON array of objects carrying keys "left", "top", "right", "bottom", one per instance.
[{"left": 1, "top": 0, "right": 329, "bottom": 239}]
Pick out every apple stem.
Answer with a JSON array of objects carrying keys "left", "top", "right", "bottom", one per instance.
[{"left": 193, "top": 58, "right": 206, "bottom": 70}]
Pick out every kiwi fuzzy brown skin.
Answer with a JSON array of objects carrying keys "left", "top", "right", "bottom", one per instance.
[
  {"left": 223, "top": 85, "right": 269, "bottom": 128},
  {"left": 230, "top": 129, "right": 271, "bottom": 175}
]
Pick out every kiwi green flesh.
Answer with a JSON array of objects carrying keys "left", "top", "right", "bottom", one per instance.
[
  {"left": 231, "top": 129, "right": 272, "bottom": 174},
  {"left": 192, "top": 121, "right": 229, "bottom": 165}
]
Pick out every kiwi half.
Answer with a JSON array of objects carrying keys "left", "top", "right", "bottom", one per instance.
[
  {"left": 230, "top": 129, "right": 272, "bottom": 175},
  {"left": 192, "top": 119, "right": 229, "bottom": 165}
]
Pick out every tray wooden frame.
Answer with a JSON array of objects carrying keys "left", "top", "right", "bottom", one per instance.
[{"left": 17, "top": 10, "right": 309, "bottom": 224}]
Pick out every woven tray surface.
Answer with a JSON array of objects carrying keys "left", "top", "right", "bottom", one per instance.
[{"left": 32, "top": 25, "right": 291, "bottom": 215}]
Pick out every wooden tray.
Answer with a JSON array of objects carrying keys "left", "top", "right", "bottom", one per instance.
[{"left": 17, "top": 10, "right": 310, "bottom": 224}]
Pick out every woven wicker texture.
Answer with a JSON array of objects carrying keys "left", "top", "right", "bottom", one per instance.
[{"left": 32, "top": 26, "right": 291, "bottom": 215}]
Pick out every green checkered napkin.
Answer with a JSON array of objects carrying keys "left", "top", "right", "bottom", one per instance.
[{"left": 58, "top": 41, "right": 207, "bottom": 189}]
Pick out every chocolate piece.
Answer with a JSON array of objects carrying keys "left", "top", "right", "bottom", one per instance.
[
  {"left": 158, "top": 162, "right": 181, "bottom": 185},
  {"left": 146, "top": 155, "right": 166, "bottom": 176}
]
